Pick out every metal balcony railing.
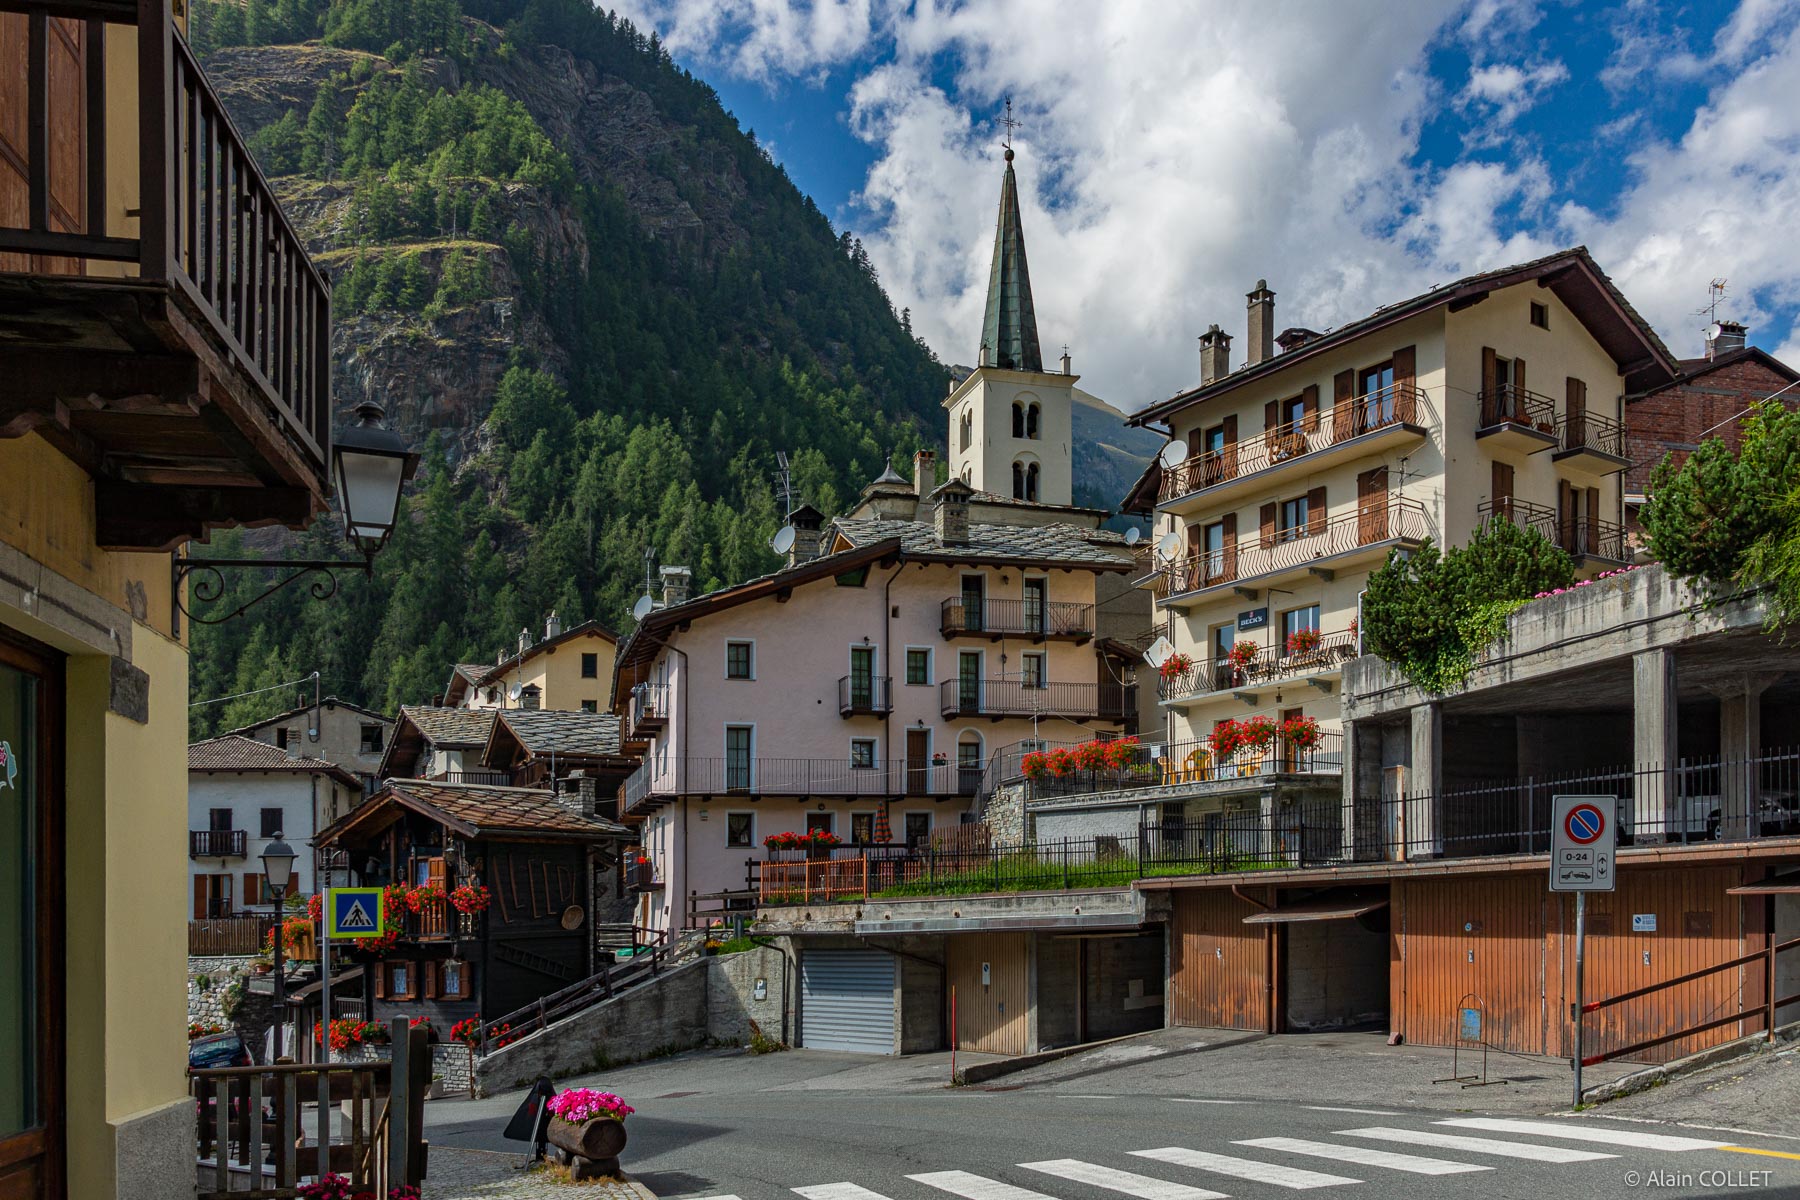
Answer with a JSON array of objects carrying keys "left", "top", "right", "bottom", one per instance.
[
  {"left": 621, "top": 756, "right": 981, "bottom": 813},
  {"left": 1159, "top": 385, "right": 1425, "bottom": 503},
  {"left": 1479, "top": 499, "right": 1628, "bottom": 562},
  {"left": 940, "top": 598, "right": 1095, "bottom": 640},
  {"left": 626, "top": 684, "right": 668, "bottom": 740},
  {"left": 1477, "top": 384, "right": 1559, "bottom": 433},
  {"left": 1556, "top": 406, "right": 1627, "bottom": 460},
  {"left": 1158, "top": 629, "right": 1359, "bottom": 702},
  {"left": 1150, "top": 498, "right": 1430, "bottom": 599},
  {"left": 189, "top": 829, "right": 247, "bottom": 858},
  {"left": 939, "top": 678, "right": 1136, "bottom": 721},
  {"left": 838, "top": 674, "right": 893, "bottom": 716}
]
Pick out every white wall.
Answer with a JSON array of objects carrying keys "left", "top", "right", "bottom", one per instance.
[{"left": 187, "top": 772, "right": 324, "bottom": 910}]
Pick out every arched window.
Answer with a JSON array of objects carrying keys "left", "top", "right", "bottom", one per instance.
[
  {"left": 1026, "top": 403, "right": 1041, "bottom": 439},
  {"left": 957, "top": 730, "right": 984, "bottom": 774},
  {"left": 1012, "top": 461, "right": 1026, "bottom": 499},
  {"left": 962, "top": 465, "right": 973, "bottom": 484},
  {"left": 1012, "top": 402, "right": 1025, "bottom": 438},
  {"left": 1026, "top": 463, "right": 1040, "bottom": 502},
  {"left": 959, "top": 410, "right": 972, "bottom": 451}
]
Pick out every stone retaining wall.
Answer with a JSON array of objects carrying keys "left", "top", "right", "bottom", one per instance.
[{"left": 187, "top": 955, "right": 259, "bottom": 1029}]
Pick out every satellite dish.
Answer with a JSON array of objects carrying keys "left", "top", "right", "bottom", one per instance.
[
  {"left": 1123, "top": 526, "right": 1142, "bottom": 546},
  {"left": 771, "top": 525, "right": 796, "bottom": 555},
  {"left": 631, "top": 594, "right": 655, "bottom": 622},
  {"left": 1143, "top": 636, "right": 1175, "bottom": 669},
  {"left": 1155, "top": 531, "right": 1182, "bottom": 561},
  {"left": 507, "top": 683, "right": 523, "bottom": 702},
  {"left": 1706, "top": 322, "right": 1723, "bottom": 341},
  {"left": 1158, "top": 441, "right": 1188, "bottom": 469}
]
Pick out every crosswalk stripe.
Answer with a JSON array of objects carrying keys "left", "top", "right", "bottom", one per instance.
[
  {"left": 1131, "top": 1146, "right": 1360, "bottom": 1190},
  {"left": 1018, "top": 1159, "right": 1228, "bottom": 1200},
  {"left": 1436, "top": 1118, "right": 1729, "bottom": 1152},
  {"left": 1234, "top": 1137, "right": 1490, "bottom": 1176},
  {"left": 909, "top": 1171, "right": 1058, "bottom": 1200},
  {"left": 795, "top": 1185, "right": 898, "bottom": 1200},
  {"left": 1304, "top": 1107, "right": 1400, "bottom": 1116},
  {"left": 1336, "top": 1127, "right": 1617, "bottom": 1163}
]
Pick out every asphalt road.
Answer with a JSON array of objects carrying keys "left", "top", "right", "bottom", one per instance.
[{"left": 424, "top": 1044, "right": 1800, "bottom": 1200}]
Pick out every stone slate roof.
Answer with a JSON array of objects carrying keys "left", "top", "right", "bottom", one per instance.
[
  {"left": 366, "top": 779, "right": 626, "bottom": 840},
  {"left": 188, "top": 735, "right": 361, "bottom": 787},
  {"left": 452, "top": 664, "right": 490, "bottom": 684},
  {"left": 493, "top": 709, "right": 624, "bottom": 757},
  {"left": 830, "top": 517, "right": 1135, "bottom": 568},
  {"left": 399, "top": 705, "right": 496, "bottom": 748}
]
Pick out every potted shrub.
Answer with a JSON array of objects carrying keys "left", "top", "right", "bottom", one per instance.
[
  {"left": 1158, "top": 652, "right": 1193, "bottom": 682},
  {"left": 545, "top": 1088, "right": 635, "bottom": 1180},
  {"left": 1280, "top": 714, "right": 1322, "bottom": 752},
  {"left": 1225, "top": 641, "right": 1259, "bottom": 682},
  {"left": 1285, "top": 627, "right": 1324, "bottom": 659},
  {"left": 1239, "top": 716, "right": 1278, "bottom": 775},
  {"left": 1210, "top": 719, "right": 1245, "bottom": 762}
]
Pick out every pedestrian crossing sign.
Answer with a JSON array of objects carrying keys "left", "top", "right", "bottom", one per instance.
[{"left": 327, "top": 887, "right": 386, "bottom": 939}]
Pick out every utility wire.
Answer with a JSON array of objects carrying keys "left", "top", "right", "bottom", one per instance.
[{"left": 189, "top": 670, "right": 321, "bottom": 709}]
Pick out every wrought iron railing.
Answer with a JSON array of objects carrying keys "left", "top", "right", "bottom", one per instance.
[
  {"left": 1150, "top": 499, "right": 1429, "bottom": 599},
  {"left": 838, "top": 674, "right": 892, "bottom": 716},
  {"left": 190, "top": 829, "right": 248, "bottom": 858},
  {"left": 1477, "top": 384, "right": 1559, "bottom": 433},
  {"left": 940, "top": 598, "right": 1095, "bottom": 639},
  {"left": 622, "top": 755, "right": 980, "bottom": 813},
  {"left": 1158, "top": 630, "right": 1358, "bottom": 702},
  {"left": 1159, "top": 385, "right": 1425, "bottom": 503},
  {"left": 1556, "top": 406, "right": 1627, "bottom": 460},
  {"left": 1479, "top": 499, "right": 1627, "bottom": 562},
  {"left": 939, "top": 677, "right": 1136, "bottom": 721},
  {"left": 626, "top": 684, "right": 668, "bottom": 740}
]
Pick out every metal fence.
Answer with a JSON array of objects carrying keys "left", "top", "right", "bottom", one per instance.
[{"left": 1024, "top": 731, "right": 1345, "bottom": 800}]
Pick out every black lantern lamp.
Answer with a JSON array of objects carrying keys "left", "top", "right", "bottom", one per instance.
[{"left": 261, "top": 834, "right": 299, "bottom": 1060}]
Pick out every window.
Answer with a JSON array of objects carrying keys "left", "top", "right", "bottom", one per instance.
[
  {"left": 904, "top": 812, "right": 932, "bottom": 848},
  {"left": 1200, "top": 521, "right": 1225, "bottom": 579},
  {"left": 359, "top": 723, "right": 384, "bottom": 753},
  {"left": 1021, "top": 652, "right": 1046, "bottom": 689},
  {"left": 1026, "top": 402, "right": 1041, "bottom": 439},
  {"left": 1023, "top": 577, "right": 1047, "bottom": 634},
  {"left": 1358, "top": 360, "right": 1396, "bottom": 427},
  {"left": 957, "top": 734, "right": 983, "bottom": 769},
  {"left": 726, "top": 813, "right": 754, "bottom": 849},
  {"left": 1026, "top": 462, "right": 1040, "bottom": 501},
  {"left": 905, "top": 648, "right": 932, "bottom": 686},
  {"left": 389, "top": 962, "right": 414, "bottom": 1000},
  {"left": 1282, "top": 604, "right": 1321, "bottom": 641},
  {"left": 275, "top": 727, "right": 291, "bottom": 750},
  {"left": 726, "top": 641, "right": 754, "bottom": 680},
  {"left": 805, "top": 812, "right": 834, "bottom": 836},
  {"left": 209, "top": 807, "right": 234, "bottom": 832},
  {"left": 1279, "top": 495, "right": 1309, "bottom": 540},
  {"left": 850, "top": 739, "right": 877, "bottom": 769},
  {"left": 581, "top": 652, "right": 599, "bottom": 678},
  {"left": 1012, "top": 460, "right": 1025, "bottom": 499},
  {"left": 1530, "top": 301, "right": 1549, "bottom": 329},
  {"left": 725, "top": 726, "right": 753, "bottom": 790},
  {"left": 260, "top": 807, "right": 283, "bottom": 838},
  {"left": 1278, "top": 393, "right": 1306, "bottom": 429},
  {"left": 580, "top": 699, "right": 598, "bottom": 713},
  {"left": 835, "top": 565, "right": 870, "bottom": 587},
  {"left": 959, "top": 410, "right": 972, "bottom": 451},
  {"left": 1012, "top": 401, "right": 1025, "bottom": 438},
  {"left": 441, "top": 960, "right": 469, "bottom": 999},
  {"left": 851, "top": 813, "right": 875, "bottom": 845}
]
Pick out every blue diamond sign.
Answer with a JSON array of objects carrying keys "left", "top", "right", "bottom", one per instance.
[{"left": 327, "top": 887, "right": 386, "bottom": 939}]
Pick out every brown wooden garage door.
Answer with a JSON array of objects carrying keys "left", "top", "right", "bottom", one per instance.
[
  {"left": 947, "top": 933, "right": 1030, "bottom": 1056},
  {"left": 1169, "top": 886, "right": 1270, "bottom": 1031},
  {"left": 1392, "top": 874, "right": 1548, "bottom": 1054}
]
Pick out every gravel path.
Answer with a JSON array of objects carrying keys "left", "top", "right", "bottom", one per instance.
[{"left": 426, "top": 1147, "right": 656, "bottom": 1200}]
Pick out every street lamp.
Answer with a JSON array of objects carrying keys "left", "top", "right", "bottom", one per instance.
[{"left": 261, "top": 834, "right": 298, "bottom": 1061}]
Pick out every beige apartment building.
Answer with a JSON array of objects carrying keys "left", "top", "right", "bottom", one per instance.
[{"left": 1123, "top": 248, "right": 1676, "bottom": 756}]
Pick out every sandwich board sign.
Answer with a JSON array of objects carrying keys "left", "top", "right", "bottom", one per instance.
[
  {"left": 326, "top": 887, "right": 386, "bottom": 938},
  {"left": 1550, "top": 796, "right": 1615, "bottom": 893}
]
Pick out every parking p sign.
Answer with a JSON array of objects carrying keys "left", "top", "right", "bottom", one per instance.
[
  {"left": 1550, "top": 795, "right": 1616, "bottom": 892},
  {"left": 326, "top": 887, "right": 386, "bottom": 938}
]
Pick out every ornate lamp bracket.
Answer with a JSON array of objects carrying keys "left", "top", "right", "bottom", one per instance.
[{"left": 172, "top": 555, "right": 372, "bottom": 629}]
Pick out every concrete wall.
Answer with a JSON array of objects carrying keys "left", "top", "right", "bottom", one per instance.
[
  {"left": 707, "top": 944, "right": 791, "bottom": 1048},
  {"left": 1285, "top": 918, "right": 1388, "bottom": 1031},
  {"left": 1083, "top": 932, "right": 1167, "bottom": 1041},
  {"left": 1032, "top": 804, "right": 1145, "bottom": 845}
]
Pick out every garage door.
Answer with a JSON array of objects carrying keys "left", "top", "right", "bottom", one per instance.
[{"left": 800, "top": 950, "right": 896, "bottom": 1054}]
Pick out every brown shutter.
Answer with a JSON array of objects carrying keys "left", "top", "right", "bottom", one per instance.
[
  {"left": 1186, "top": 523, "right": 1200, "bottom": 561},
  {"left": 1332, "top": 370, "right": 1354, "bottom": 442},
  {"left": 374, "top": 964, "right": 388, "bottom": 1000},
  {"left": 1306, "top": 487, "right": 1326, "bottom": 536},
  {"left": 243, "top": 872, "right": 260, "bottom": 909},
  {"left": 1259, "top": 502, "right": 1277, "bottom": 549},
  {"left": 1357, "top": 468, "right": 1389, "bottom": 543},
  {"left": 1514, "top": 356, "right": 1527, "bottom": 396},
  {"left": 1187, "top": 426, "right": 1202, "bottom": 458},
  {"left": 1391, "top": 345, "right": 1416, "bottom": 421},
  {"left": 1481, "top": 347, "right": 1497, "bottom": 398},
  {"left": 1221, "top": 414, "right": 1238, "bottom": 478},
  {"left": 1220, "top": 513, "right": 1237, "bottom": 580},
  {"left": 425, "top": 961, "right": 440, "bottom": 1000},
  {"left": 1264, "top": 399, "right": 1279, "bottom": 432},
  {"left": 1587, "top": 486, "right": 1601, "bottom": 552},
  {"left": 1301, "top": 384, "right": 1320, "bottom": 431},
  {"left": 1558, "top": 479, "right": 1575, "bottom": 551},
  {"left": 1491, "top": 461, "right": 1514, "bottom": 513},
  {"left": 193, "top": 875, "right": 207, "bottom": 921},
  {"left": 1566, "top": 376, "right": 1587, "bottom": 447}
]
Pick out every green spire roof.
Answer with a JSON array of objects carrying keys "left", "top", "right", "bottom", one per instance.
[{"left": 980, "top": 150, "right": 1043, "bottom": 373}]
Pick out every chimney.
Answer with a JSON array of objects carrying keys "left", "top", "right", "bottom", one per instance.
[
  {"left": 1245, "top": 280, "right": 1275, "bottom": 366},
  {"left": 519, "top": 684, "right": 541, "bottom": 710},
  {"left": 659, "top": 564, "right": 691, "bottom": 608},
  {"left": 1276, "top": 327, "right": 1321, "bottom": 354},
  {"left": 1060, "top": 348, "right": 1072, "bottom": 375},
  {"left": 517, "top": 627, "right": 530, "bottom": 655},
  {"left": 912, "top": 449, "right": 936, "bottom": 497},
  {"left": 1199, "top": 325, "right": 1233, "bottom": 385},
  {"left": 555, "top": 770, "right": 600, "bottom": 819},
  {"left": 786, "top": 503, "right": 825, "bottom": 567},
  {"left": 933, "top": 478, "right": 974, "bottom": 545},
  {"left": 545, "top": 609, "right": 562, "bottom": 640},
  {"left": 1712, "top": 320, "right": 1748, "bottom": 356}
]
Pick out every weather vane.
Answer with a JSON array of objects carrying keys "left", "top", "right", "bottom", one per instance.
[{"left": 999, "top": 97, "right": 1021, "bottom": 152}]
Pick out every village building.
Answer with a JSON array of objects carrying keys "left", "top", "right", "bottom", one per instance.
[
  {"left": 0, "top": 3, "right": 342, "bottom": 1193},
  {"left": 227, "top": 694, "right": 394, "bottom": 795},
  {"left": 442, "top": 614, "right": 619, "bottom": 714},
  {"left": 380, "top": 706, "right": 501, "bottom": 784},
  {"left": 188, "top": 736, "right": 363, "bottom": 919}
]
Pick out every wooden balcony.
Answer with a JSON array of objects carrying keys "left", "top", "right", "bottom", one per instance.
[
  {"left": 838, "top": 674, "right": 892, "bottom": 717},
  {"left": 1148, "top": 499, "right": 1430, "bottom": 609},
  {"left": 0, "top": 0, "right": 332, "bottom": 549},
  {"left": 939, "top": 678, "right": 1135, "bottom": 722},
  {"left": 189, "top": 828, "right": 246, "bottom": 858},
  {"left": 1158, "top": 385, "right": 1427, "bottom": 516},
  {"left": 1475, "top": 385, "right": 1560, "bottom": 453},
  {"left": 940, "top": 597, "right": 1095, "bottom": 642}
]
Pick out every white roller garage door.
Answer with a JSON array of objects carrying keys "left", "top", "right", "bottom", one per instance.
[{"left": 800, "top": 949, "right": 896, "bottom": 1054}]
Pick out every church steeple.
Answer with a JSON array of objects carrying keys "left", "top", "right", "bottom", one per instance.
[{"left": 980, "top": 138, "right": 1043, "bottom": 374}]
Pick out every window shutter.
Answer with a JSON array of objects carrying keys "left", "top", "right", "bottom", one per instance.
[
  {"left": 1332, "top": 370, "right": 1354, "bottom": 443},
  {"left": 1301, "top": 384, "right": 1320, "bottom": 431},
  {"left": 401, "top": 961, "right": 417, "bottom": 1000},
  {"left": 1306, "top": 487, "right": 1327, "bottom": 536},
  {"left": 1514, "top": 356, "right": 1527, "bottom": 395},
  {"left": 1558, "top": 479, "right": 1575, "bottom": 551},
  {"left": 1259, "top": 502, "right": 1277, "bottom": 548},
  {"left": 243, "top": 872, "right": 259, "bottom": 909},
  {"left": 425, "top": 961, "right": 440, "bottom": 1000},
  {"left": 428, "top": 857, "right": 447, "bottom": 889},
  {"left": 1482, "top": 346, "right": 1497, "bottom": 397},
  {"left": 1491, "top": 461, "right": 1513, "bottom": 506},
  {"left": 374, "top": 964, "right": 388, "bottom": 1000},
  {"left": 1567, "top": 376, "right": 1587, "bottom": 445},
  {"left": 193, "top": 876, "right": 207, "bottom": 921},
  {"left": 1221, "top": 414, "right": 1239, "bottom": 478},
  {"left": 1187, "top": 427, "right": 1202, "bottom": 458},
  {"left": 1263, "top": 399, "right": 1279, "bottom": 433},
  {"left": 1587, "top": 486, "right": 1601, "bottom": 550},
  {"left": 1221, "top": 513, "right": 1237, "bottom": 580},
  {"left": 1391, "top": 346, "right": 1416, "bottom": 419},
  {"left": 1186, "top": 523, "right": 1201, "bottom": 560}
]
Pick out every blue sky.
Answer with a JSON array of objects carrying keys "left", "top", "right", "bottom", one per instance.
[{"left": 616, "top": 0, "right": 1800, "bottom": 408}]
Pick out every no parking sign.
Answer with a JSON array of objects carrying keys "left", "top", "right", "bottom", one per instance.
[{"left": 1550, "top": 795, "right": 1615, "bottom": 893}]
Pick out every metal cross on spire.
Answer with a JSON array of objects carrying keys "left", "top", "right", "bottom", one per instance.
[{"left": 999, "top": 97, "right": 1021, "bottom": 151}]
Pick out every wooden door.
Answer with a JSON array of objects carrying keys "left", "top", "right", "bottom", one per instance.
[
  {"left": 0, "top": 14, "right": 87, "bottom": 276},
  {"left": 849, "top": 646, "right": 875, "bottom": 710},
  {"left": 957, "top": 652, "right": 981, "bottom": 714},
  {"left": 1490, "top": 461, "right": 1514, "bottom": 521},
  {"left": 906, "top": 728, "right": 930, "bottom": 796},
  {"left": 1023, "top": 578, "right": 1047, "bottom": 636},
  {"left": 960, "top": 576, "right": 985, "bottom": 633},
  {"left": 1356, "top": 467, "right": 1389, "bottom": 544}
]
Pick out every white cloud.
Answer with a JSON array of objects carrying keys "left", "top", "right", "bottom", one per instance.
[{"left": 618, "top": 0, "right": 1800, "bottom": 410}]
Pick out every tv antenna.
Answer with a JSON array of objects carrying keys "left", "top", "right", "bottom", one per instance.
[
  {"left": 773, "top": 450, "right": 798, "bottom": 515},
  {"left": 1697, "top": 279, "right": 1729, "bottom": 359},
  {"left": 999, "top": 97, "right": 1021, "bottom": 152},
  {"left": 632, "top": 544, "right": 657, "bottom": 621}
]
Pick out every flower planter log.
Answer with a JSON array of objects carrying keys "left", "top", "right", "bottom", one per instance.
[{"left": 547, "top": 1115, "right": 627, "bottom": 1180}]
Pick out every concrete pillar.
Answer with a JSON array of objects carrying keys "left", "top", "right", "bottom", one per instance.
[
  {"left": 1260, "top": 789, "right": 1277, "bottom": 864},
  {"left": 1715, "top": 675, "right": 1776, "bottom": 839},
  {"left": 1408, "top": 704, "right": 1442, "bottom": 858},
  {"left": 1632, "top": 648, "right": 1678, "bottom": 844},
  {"left": 1341, "top": 720, "right": 1384, "bottom": 861}
]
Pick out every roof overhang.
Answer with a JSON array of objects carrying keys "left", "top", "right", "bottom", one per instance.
[{"left": 1243, "top": 890, "right": 1389, "bottom": 924}]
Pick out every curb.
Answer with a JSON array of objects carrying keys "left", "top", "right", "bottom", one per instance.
[
  {"left": 1581, "top": 1021, "right": 1800, "bottom": 1106},
  {"left": 954, "top": 1028, "right": 1193, "bottom": 1086}
]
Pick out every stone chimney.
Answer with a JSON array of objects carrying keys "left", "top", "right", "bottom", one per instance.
[
  {"left": 932, "top": 478, "right": 974, "bottom": 545},
  {"left": 1246, "top": 280, "right": 1275, "bottom": 366},
  {"left": 1712, "top": 320, "right": 1748, "bottom": 355},
  {"left": 786, "top": 503, "right": 825, "bottom": 567},
  {"left": 1199, "top": 325, "right": 1233, "bottom": 385},
  {"left": 659, "top": 565, "right": 691, "bottom": 608},
  {"left": 912, "top": 449, "right": 936, "bottom": 497},
  {"left": 544, "top": 609, "right": 562, "bottom": 640},
  {"left": 1276, "top": 327, "right": 1321, "bottom": 354},
  {"left": 517, "top": 627, "right": 530, "bottom": 655}
]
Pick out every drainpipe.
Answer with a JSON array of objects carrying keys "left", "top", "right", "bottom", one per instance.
[{"left": 670, "top": 643, "right": 691, "bottom": 936}]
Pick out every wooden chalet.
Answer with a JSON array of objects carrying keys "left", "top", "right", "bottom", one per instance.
[{"left": 482, "top": 708, "right": 637, "bottom": 796}]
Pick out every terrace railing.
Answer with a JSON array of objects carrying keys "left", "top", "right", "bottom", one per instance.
[
  {"left": 1150, "top": 499, "right": 1429, "bottom": 598},
  {"left": 940, "top": 597, "right": 1095, "bottom": 639},
  {"left": 1158, "top": 629, "right": 1358, "bottom": 701},
  {"left": 1557, "top": 405, "right": 1627, "bottom": 460},
  {"left": 1479, "top": 498, "right": 1628, "bottom": 562},
  {"left": 939, "top": 678, "right": 1135, "bottom": 720},
  {"left": 1477, "top": 384, "right": 1559, "bottom": 433},
  {"left": 1024, "top": 730, "right": 1345, "bottom": 800},
  {"left": 621, "top": 755, "right": 980, "bottom": 814},
  {"left": 190, "top": 829, "right": 248, "bottom": 858}
]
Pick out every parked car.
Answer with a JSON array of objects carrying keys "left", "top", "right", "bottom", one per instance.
[{"left": 188, "top": 1031, "right": 252, "bottom": 1070}]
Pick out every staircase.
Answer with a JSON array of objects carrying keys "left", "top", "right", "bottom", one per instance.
[{"left": 478, "top": 927, "right": 672, "bottom": 1053}]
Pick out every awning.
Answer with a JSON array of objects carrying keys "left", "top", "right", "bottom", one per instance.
[
  {"left": 286, "top": 965, "right": 364, "bottom": 1001},
  {"left": 1244, "top": 892, "right": 1389, "bottom": 924},
  {"left": 1727, "top": 880, "right": 1800, "bottom": 895}
]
